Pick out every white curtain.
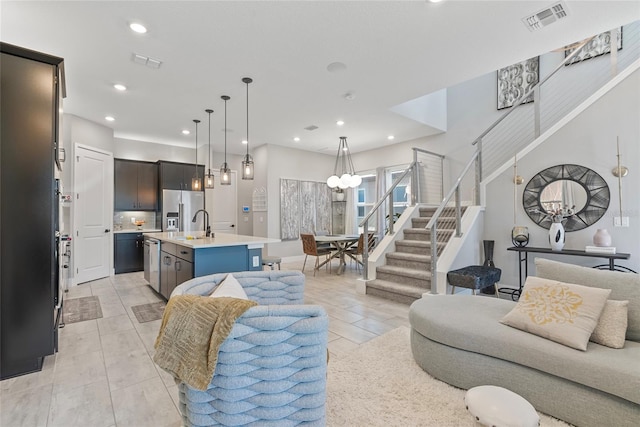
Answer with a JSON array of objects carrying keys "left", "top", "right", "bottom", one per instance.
[{"left": 344, "top": 187, "right": 356, "bottom": 235}]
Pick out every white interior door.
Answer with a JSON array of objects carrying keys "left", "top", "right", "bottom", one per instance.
[
  {"left": 205, "top": 170, "right": 237, "bottom": 234},
  {"left": 74, "top": 145, "right": 112, "bottom": 284}
]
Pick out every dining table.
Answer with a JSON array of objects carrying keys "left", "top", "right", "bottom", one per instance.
[{"left": 314, "top": 234, "right": 360, "bottom": 275}]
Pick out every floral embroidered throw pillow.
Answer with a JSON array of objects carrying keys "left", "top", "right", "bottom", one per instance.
[{"left": 500, "top": 276, "right": 611, "bottom": 351}]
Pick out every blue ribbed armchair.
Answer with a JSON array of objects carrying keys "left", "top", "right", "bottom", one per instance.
[{"left": 169, "top": 271, "right": 328, "bottom": 427}]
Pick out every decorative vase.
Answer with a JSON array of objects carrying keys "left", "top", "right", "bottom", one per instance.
[
  {"left": 336, "top": 191, "right": 345, "bottom": 201},
  {"left": 481, "top": 240, "right": 496, "bottom": 295},
  {"left": 482, "top": 240, "right": 495, "bottom": 267},
  {"left": 549, "top": 222, "right": 565, "bottom": 251},
  {"left": 593, "top": 229, "right": 612, "bottom": 247}
]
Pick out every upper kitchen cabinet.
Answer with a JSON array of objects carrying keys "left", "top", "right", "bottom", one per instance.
[
  {"left": 159, "top": 161, "right": 205, "bottom": 191},
  {"left": 114, "top": 159, "right": 158, "bottom": 211}
]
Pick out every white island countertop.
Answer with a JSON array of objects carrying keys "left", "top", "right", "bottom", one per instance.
[{"left": 144, "top": 231, "right": 280, "bottom": 249}]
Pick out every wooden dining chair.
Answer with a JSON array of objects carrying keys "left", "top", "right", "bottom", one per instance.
[
  {"left": 347, "top": 233, "right": 376, "bottom": 271},
  {"left": 313, "top": 230, "right": 333, "bottom": 251},
  {"left": 300, "top": 233, "right": 333, "bottom": 276}
]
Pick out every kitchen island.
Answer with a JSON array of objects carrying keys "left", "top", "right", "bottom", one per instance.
[{"left": 144, "top": 231, "right": 280, "bottom": 299}]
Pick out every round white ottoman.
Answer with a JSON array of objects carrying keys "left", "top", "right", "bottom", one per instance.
[{"left": 464, "top": 385, "right": 540, "bottom": 427}]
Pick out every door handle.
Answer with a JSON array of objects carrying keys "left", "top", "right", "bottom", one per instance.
[
  {"left": 230, "top": 224, "right": 235, "bottom": 228},
  {"left": 175, "top": 260, "right": 181, "bottom": 271},
  {"left": 105, "top": 229, "right": 111, "bottom": 233}
]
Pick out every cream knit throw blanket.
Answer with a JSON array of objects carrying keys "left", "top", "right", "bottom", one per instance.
[{"left": 154, "top": 294, "right": 257, "bottom": 390}]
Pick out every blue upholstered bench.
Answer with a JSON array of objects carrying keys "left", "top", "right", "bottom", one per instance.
[{"left": 447, "top": 265, "right": 501, "bottom": 296}]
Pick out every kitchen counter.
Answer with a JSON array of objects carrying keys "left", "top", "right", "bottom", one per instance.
[
  {"left": 144, "top": 231, "right": 280, "bottom": 249},
  {"left": 114, "top": 228, "right": 162, "bottom": 234},
  {"left": 144, "top": 232, "right": 281, "bottom": 299}
]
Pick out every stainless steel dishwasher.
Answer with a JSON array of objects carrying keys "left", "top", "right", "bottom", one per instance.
[{"left": 144, "top": 238, "right": 161, "bottom": 292}]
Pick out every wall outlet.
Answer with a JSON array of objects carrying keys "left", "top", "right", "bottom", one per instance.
[
  {"left": 613, "top": 216, "right": 629, "bottom": 227},
  {"left": 252, "top": 256, "right": 260, "bottom": 267},
  {"left": 131, "top": 217, "right": 136, "bottom": 224}
]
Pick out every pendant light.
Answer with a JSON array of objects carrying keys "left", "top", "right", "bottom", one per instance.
[
  {"left": 204, "top": 109, "right": 215, "bottom": 188},
  {"left": 326, "top": 136, "right": 361, "bottom": 189},
  {"left": 220, "top": 95, "right": 231, "bottom": 185},
  {"left": 241, "top": 77, "right": 254, "bottom": 180},
  {"left": 191, "top": 119, "right": 202, "bottom": 190}
]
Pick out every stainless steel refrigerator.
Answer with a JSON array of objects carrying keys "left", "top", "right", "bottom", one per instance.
[{"left": 162, "top": 189, "right": 205, "bottom": 233}]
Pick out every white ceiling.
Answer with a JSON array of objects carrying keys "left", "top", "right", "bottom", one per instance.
[{"left": 2, "top": 1, "right": 638, "bottom": 155}]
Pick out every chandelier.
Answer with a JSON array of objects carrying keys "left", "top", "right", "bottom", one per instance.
[{"left": 326, "top": 136, "right": 361, "bottom": 189}]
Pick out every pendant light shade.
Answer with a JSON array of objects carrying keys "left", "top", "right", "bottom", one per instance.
[
  {"left": 204, "top": 109, "right": 215, "bottom": 189},
  {"left": 327, "top": 136, "right": 361, "bottom": 189},
  {"left": 192, "top": 119, "right": 202, "bottom": 191},
  {"left": 241, "top": 77, "right": 254, "bottom": 180},
  {"left": 220, "top": 95, "right": 231, "bottom": 186}
]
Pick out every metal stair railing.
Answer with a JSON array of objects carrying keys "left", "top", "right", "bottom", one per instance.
[
  {"left": 424, "top": 23, "right": 640, "bottom": 293},
  {"left": 358, "top": 147, "right": 444, "bottom": 280}
]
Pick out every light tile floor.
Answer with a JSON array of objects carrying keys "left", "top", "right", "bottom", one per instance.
[{"left": 0, "top": 259, "right": 411, "bottom": 427}]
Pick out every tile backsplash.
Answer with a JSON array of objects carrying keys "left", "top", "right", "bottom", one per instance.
[{"left": 113, "top": 211, "right": 160, "bottom": 231}]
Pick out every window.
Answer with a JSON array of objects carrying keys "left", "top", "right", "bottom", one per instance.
[
  {"left": 356, "top": 175, "right": 376, "bottom": 230},
  {"left": 390, "top": 170, "right": 410, "bottom": 217}
]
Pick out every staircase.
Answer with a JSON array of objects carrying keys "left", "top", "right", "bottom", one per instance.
[{"left": 365, "top": 206, "right": 462, "bottom": 304}]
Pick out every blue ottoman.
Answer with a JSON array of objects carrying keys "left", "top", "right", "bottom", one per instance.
[{"left": 447, "top": 265, "right": 501, "bottom": 297}]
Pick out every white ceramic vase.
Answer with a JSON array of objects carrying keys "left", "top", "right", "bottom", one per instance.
[
  {"left": 336, "top": 192, "right": 345, "bottom": 201},
  {"left": 549, "top": 222, "right": 565, "bottom": 251},
  {"left": 593, "top": 228, "right": 612, "bottom": 247}
]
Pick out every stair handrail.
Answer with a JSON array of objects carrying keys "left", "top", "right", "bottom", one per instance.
[
  {"left": 424, "top": 34, "right": 599, "bottom": 294},
  {"left": 358, "top": 159, "right": 417, "bottom": 280}
]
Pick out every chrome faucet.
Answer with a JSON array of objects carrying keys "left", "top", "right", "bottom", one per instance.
[{"left": 192, "top": 209, "right": 211, "bottom": 237}]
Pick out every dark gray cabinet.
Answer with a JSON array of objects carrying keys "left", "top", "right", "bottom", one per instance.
[
  {"left": 1, "top": 43, "right": 63, "bottom": 379},
  {"left": 159, "top": 161, "right": 205, "bottom": 191},
  {"left": 160, "top": 243, "right": 193, "bottom": 299},
  {"left": 114, "top": 159, "right": 158, "bottom": 210},
  {"left": 114, "top": 233, "right": 144, "bottom": 273}
]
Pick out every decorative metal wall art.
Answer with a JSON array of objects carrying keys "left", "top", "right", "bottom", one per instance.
[
  {"left": 523, "top": 164, "right": 610, "bottom": 232},
  {"left": 565, "top": 27, "right": 623, "bottom": 66},
  {"left": 497, "top": 57, "right": 539, "bottom": 110}
]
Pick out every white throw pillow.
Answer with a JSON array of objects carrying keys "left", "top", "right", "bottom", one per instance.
[
  {"left": 590, "top": 300, "right": 628, "bottom": 349},
  {"left": 500, "top": 276, "right": 611, "bottom": 351},
  {"left": 209, "top": 274, "right": 248, "bottom": 300}
]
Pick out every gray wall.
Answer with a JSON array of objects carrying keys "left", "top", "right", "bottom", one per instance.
[{"left": 485, "top": 68, "right": 640, "bottom": 286}]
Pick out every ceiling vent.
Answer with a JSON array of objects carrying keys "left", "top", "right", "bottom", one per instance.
[
  {"left": 304, "top": 125, "right": 319, "bottom": 131},
  {"left": 132, "top": 53, "right": 163, "bottom": 69},
  {"left": 522, "top": 1, "right": 569, "bottom": 32}
]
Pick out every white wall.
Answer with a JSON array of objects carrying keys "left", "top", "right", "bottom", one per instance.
[
  {"left": 485, "top": 68, "right": 640, "bottom": 286},
  {"left": 255, "top": 144, "right": 335, "bottom": 257}
]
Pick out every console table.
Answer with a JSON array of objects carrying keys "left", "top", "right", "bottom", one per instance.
[{"left": 503, "top": 246, "right": 631, "bottom": 300}]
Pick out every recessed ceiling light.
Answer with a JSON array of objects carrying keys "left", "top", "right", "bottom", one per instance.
[
  {"left": 293, "top": 137, "right": 301, "bottom": 142},
  {"left": 114, "top": 84, "right": 127, "bottom": 91},
  {"left": 387, "top": 135, "right": 395, "bottom": 140},
  {"left": 327, "top": 62, "right": 347, "bottom": 73},
  {"left": 429, "top": 0, "right": 444, "bottom": 3},
  {"left": 336, "top": 120, "right": 345, "bottom": 126},
  {"left": 182, "top": 130, "right": 190, "bottom": 135},
  {"left": 129, "top": 23, "right": 147, "bottom": 34},
  {"left": 105, "top": 116, "right": 115, "bottom": 122},
  {"left": 242, "top": 139, "right": 248, "bottom": 145}
]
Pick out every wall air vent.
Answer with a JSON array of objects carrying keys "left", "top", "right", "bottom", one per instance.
[
  {"left": 132, "top": 53, "right": 163, "bottom": 69},
  {"left": 522, "top": 1, "right": 569, "bottom": 32},
  {"left": 304, "top": 125, "right": 319, "bottom": 131}
]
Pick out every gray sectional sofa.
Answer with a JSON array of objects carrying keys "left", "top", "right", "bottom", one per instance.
[{"left": 409, "top": 258, "right": 640, "bottom": 427}]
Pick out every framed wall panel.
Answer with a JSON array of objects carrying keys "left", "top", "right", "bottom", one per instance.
[
  {"left": 315, "top": 182, "right": 332, "bottom": 234},
  {"left": 280, "top": 179, "right": 300, "bottom": 240}
]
